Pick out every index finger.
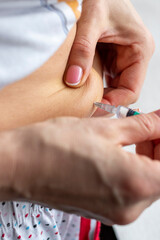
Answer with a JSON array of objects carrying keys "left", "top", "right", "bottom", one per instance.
[
  {"left": 92, "top": 110, "right": 160, "bottom": 146},
  {"left": 103, "top": 61, "right": 147, "bottom": 107},
  {"left": 116, "top": 110, "right": 160, "bottom": 146}
]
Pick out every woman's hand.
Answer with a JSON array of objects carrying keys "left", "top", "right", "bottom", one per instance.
[
  {"left": 64, "top": 0, "right": 154, "bottom": 115},
  {"left": 3, "top": 110, "right": 160, "bottom": 225}
]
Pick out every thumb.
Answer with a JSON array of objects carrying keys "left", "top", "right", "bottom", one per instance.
[{"left": 64, "top": 4, "right": 100, "bottom": 87}]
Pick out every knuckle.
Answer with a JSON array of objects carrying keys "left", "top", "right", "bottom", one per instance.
[
  {"left": 89, "top": 2, "right": 102, "bottom": 17},
  {"left": 138, "top": 114, "right": 155, "bottom": 139},
  {"left": 145, "top": 32, "right": 155, "bottom": 56},
  {"left": 119, "top": 155, "right": 151, "bottom": 201},
  {"left": 131, "top": 30, "right": 155, "bottom": 61},
  {"left": 111, "top": 209, "right": 136, "bottom": 225},
  {"left": 127, "top": 177, "right": 145, "bottom": 200},
  {"left": 73, "top": 37, "right": 93, "bottom": 58},
  {"left": 83, "top": 1, "right": 102, "bottom": 19},
  {"left": 128, "top": 90, "right": 139, "bottom": 104},
  {"left": 151, "top": 37, "right": 155, "bottom": 55},
  {"left": 140, "top": 29, "right": 155, "bottom": 57},
  {"left": 132, "top": 93, "right": 139, "bottom": 103},
  {"left": 116, "top": 210, "right": 138, "bottom": 225},
  {"left": 131, "top": 43, "right": 144, "bottom": 62},
  {"left": 120, "top": 89, "right": 139, "bottom": 105}
]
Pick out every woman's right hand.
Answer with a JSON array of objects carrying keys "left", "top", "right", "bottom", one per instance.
[
  {"left": 3, "top": 111, "right": 160, "bottom": 225},
  {"left": 65, "top": 0, "right": 154, "bottom": 114}
]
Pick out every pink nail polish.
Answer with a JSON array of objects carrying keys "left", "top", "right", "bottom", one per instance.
[{"left": 66, "top": 65, "right": 83, "bottom": 86}]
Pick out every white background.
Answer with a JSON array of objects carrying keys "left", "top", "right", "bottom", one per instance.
[{"left": 114, "top": 0, "right": 160, "bottom": 239}]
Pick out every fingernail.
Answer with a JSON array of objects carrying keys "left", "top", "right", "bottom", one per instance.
[
  {"left": 155, "top": 109, "right": 160, "bottom": 117},
  {"left": 66, "top": 65, "right": 83, "bottom": 86}
]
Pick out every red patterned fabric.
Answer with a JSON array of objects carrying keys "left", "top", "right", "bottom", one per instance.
[
  {"left": 94, "top": 221, "right": 101, "bottom": 240},
  {"left": 79, "top": 218, "right": 101, "bottom": 240},
  {"left": 79, "top": 217, "right": 91, "bottom": 240}
]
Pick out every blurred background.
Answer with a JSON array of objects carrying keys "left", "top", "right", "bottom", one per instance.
[{"left": 114, "top": 0, "right": 160, "bottom": 239}]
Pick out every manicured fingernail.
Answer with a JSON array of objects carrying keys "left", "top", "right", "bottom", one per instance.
[
  {"left": 155, "top": 109, "right": 160, "bottom": 117},
  {"left": 66, "top": 65, "right": 82, "bottom": 86}
]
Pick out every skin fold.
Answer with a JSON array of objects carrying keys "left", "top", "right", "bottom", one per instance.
[{"left": 0, "top": 25, "right": 103, "bottom": 131}]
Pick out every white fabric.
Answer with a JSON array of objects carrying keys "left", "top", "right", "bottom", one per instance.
[{"left": 0, "top": 0, "right": 81, "bottom": 88}]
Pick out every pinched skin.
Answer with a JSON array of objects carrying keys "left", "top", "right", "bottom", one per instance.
[{"left": 0, "top": 25, "right": 103, "bottom": 131}]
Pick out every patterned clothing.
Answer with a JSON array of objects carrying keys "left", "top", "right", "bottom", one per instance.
[
  {"left": 0, "top": 1, "right": 100, "bottom": 239},
  {"left": 0, "top": 201, "right": 80, "bottom": 239}
]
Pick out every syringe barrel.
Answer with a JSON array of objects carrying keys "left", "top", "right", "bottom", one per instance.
[{"left": 116, "top": 106, "right": 140, "bottom": 118}]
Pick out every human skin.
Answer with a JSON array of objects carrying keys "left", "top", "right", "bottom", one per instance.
[
  {"left": 1, "top": 111, "right": 160, "bottom": 225},
  {"left": 0, "top": 24, "right": 103, "bottom": 131},
  {"left": 0, "top": 30, "right": 160, "bottom": 224},
  {"left": 0, "top": 6, "right": 159, "bottom": 225},
  {"left": 65, "top": 0, "right": 154, "bottom": 116}
]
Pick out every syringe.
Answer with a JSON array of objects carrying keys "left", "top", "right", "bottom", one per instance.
[{"left": 94, "top": 102, "right": 140, "bottom": 118}]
